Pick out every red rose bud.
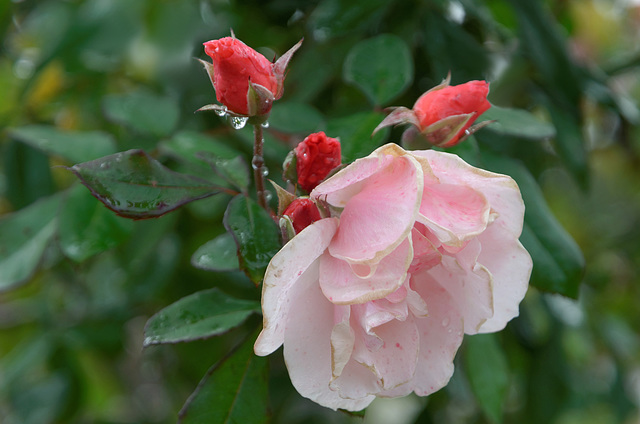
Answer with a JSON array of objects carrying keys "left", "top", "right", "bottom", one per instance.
[
  {"left": 295, "top": 132, "right": 341, "bottom": 193},
  {"left": 373, "top": 77, "right": 492, "bottom": 148},
  {"left": 201, "top": 36, "right": 302, "bottom": 117},
  {"left": 283, "top": 198, "right": 322, "bottom": 234},
  {"left": 413, "top": 80, "right": 490, "bottom": 147}
]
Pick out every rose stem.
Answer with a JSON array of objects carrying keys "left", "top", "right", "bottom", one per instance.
[{"left": 252, "top": 123, "right": 269, "bottom": 211}]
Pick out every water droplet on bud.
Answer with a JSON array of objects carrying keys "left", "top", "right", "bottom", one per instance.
[
  {"left": 214, "top": 105, "right": 228, "bottom": 116},
  {"left": 229, "top": 116, "right": 248, "bottom": 130}
]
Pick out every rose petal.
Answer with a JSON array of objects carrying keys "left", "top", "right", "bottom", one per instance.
[
  {"left": 412, "top": 150, "right": 524, "bottom": 237},
  {"left": 475, "top": 223, "right": 532, "bottom": 333},
  {"left": 331, "top": 305, "right": 354, "bottom": 379},
  {"left": 327, "top": 155, "right": 423, "bottom": 264},
  {"left": 255, "top": 218, "right": 338, "bottom": 356},
  {"left": 418, "top": 183, "right": 490, "bottom": 246},
  {"left": 415, "top": 242, "right": 494, "bottom": 334},
  {"left": 319, "top": 238, "right": 413, "bottom": 304},
  {"left": 386, "top": 273, "right": 464, "bottom": 397},
  {"left": 283, "top": 260, "right": 375, "bottom": 411}
]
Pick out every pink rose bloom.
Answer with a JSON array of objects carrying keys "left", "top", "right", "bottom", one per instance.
[{"left": 254, "top": 143, "right": 532, "bottom": 411}]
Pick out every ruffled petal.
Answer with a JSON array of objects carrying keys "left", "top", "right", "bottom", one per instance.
[
  {"left": 283, "top": 260, "right": 375, "bottom": 411},
  {"left": 255, "top": 218, "right": 338, "bottom": 356},
  {"left": 327, "top": 155, "right": 423, "bottom": 264},
  {"left": 412, "top": 150, "right": 525, "bottom": 237},
  {"left": 400, "top": 273, "right": 465, "bottom": 397},
  {"left": 330, "top": 305, "right": 354, "bottom": 379},
  {"left": 475, "top": 223, "right": 532, "bottom": 333},
  {"left": 417, "top": 241, "right": 494, "bottom": 334},
  {"left": 319, "top": 238, "right": 413, "bottom": 304},
  {"left": 418, "top": 183, "right": 490, "bottom": 246}
]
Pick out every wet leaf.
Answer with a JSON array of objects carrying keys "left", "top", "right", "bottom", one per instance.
[
  {"left": 144, "top": 288, "right": 260, "bottom": 346},
  {"left": 191, "top": 232, "right": 240, "bottom": 272},
  {"left": 223, "top": 195, "right": 281, "bottom": 284},
  {"left": 196, "top": 153, "right": 250, "bottom": 194},
  {"left": 68, "top": 150, "right": 220, "bottom": 220}
]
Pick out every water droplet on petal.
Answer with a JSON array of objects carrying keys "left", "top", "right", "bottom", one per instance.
[
  {"left": 229, "top": 116, "right": 248, "bottom": 130},
  {"left": 441, "top": 317, "right": 450, "bottom": 327}
]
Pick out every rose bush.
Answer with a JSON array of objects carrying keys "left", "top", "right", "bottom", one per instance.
[
  {"left": 201, "top": 36, "right": 302, "bottom": 116},
  {"left": 255, "top": 143, "right": 532, "bottom": 411},
  {"left": 375, "top": 78, "right": 491, "bottom": 147}
]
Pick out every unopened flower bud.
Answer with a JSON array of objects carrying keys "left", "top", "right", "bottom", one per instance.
[
  {"left": 295, "top": 132, "right": 341, "bottom": 193},
  {"left": 282, "top": 198, "right": 322, "bottom": 234}
]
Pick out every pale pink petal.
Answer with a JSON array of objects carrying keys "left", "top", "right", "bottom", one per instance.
[
  {"left": 475, "top": 223, "right": 532, "bottom": 333},
  {"left": 418, "top": 244, "right": 494, "bottom": 334},
  {"left": 418, "top": 183, "right": 490, "bottom": 246},
  {"left": 329, "top": 354, "right": 382, "bottom": 400},
  {"left": 330, "top": 305, "right": 354, "bottom": 379},
  {"left": 328, "top": 155, "right": 423, "bottom": 264},
  {"left": 311, "top": 155, "right": 395, "bottom": 207},
  {"left": 283, "top": 260, "right": 375, "bottom": 411},
  {"left": 254, "top": 218, "right": 338, "bottom": 356},
  {"left": 412, "top": 150, "right": 525, "bottom": 237},
  {"left": 332, "top": 313, "right": 420, "bottom": 396},
  {"left": 399, "top": 273, "right": 465, "bottom": 397},
  {"left": 319, "top": 238, "right": 413, "bottom": 304},
  {"left": 409, "top": 226, "right": 442, "bottom": 274}
]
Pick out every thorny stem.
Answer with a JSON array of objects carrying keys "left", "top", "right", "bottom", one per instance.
[{"left": 252, "top": 123, "right": 269, "bottom": 211}]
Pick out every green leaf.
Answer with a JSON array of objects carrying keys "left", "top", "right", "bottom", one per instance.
[
  {"left": 479, "top": 106, "right": 556, "bottom": 140},
  {"left": 268, "top": 102, "right": 325, "bottom": 134},
  {"left": 196, "top": 153, "right": 250, "bottom": 194},
  {"left": 58, "top": 184, "right": 134, "bottom": 262},
  {"left": 102, "top": 91, "right": 180, "bottom": 137},
  {"left": 480, "top": 152, "right": 584, "bottom": 298},
  {"left": 223, "top": 195, "right": 281, "bottom": 284},
  {"left": 159, "top": 131, "right": 242, "bottom": 165},
  {"left": 8, "top": 125, "right": 117, "bottom": 163},
  {"left": 68, "top": 150, "right": 220, "bottom": 220},
  {"left": 465, "top": 334, "right": 509, "bottom": 424},
  {"left": 343, "top": 34, "right": 413, "bottom": 106},
  {"left": 143, "top": 288, "right": 260, "bottom": 346},
  {"left": 326, "top": 111, "right": 389, "bottom": 163},
  {"left": 4, "top": 140, "right": 55, "bottom": 210},
  {"left": 0, "top": 194, "right": 61, "bottom": 291},
  {"left": 546, "top": 102, "right": 589, "bottom": 189},
  {"left": 191, "top": 232, "right": 240, "bottom": 272},
  {"left": 307, "top": 0, "right": 392, "bottom": 40},
  {"left": 178, "top": 332, "right": 269, "bottom": 424}
]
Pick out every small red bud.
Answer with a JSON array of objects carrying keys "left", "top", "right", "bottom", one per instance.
[
  {"left": 295, "top": 132, "right": 341, "bottom": 193},
  {"left": 283, "top": 198, "right": 322, "bottom": 234}
]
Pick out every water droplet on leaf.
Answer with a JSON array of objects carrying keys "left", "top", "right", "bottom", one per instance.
[{"left": 215, "top": 105, "right": 228, "bottom": 116}]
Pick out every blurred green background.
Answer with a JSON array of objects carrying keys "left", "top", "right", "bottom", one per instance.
[{"left": 1, "top": 0, "right": 639, "bottom": 423}]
